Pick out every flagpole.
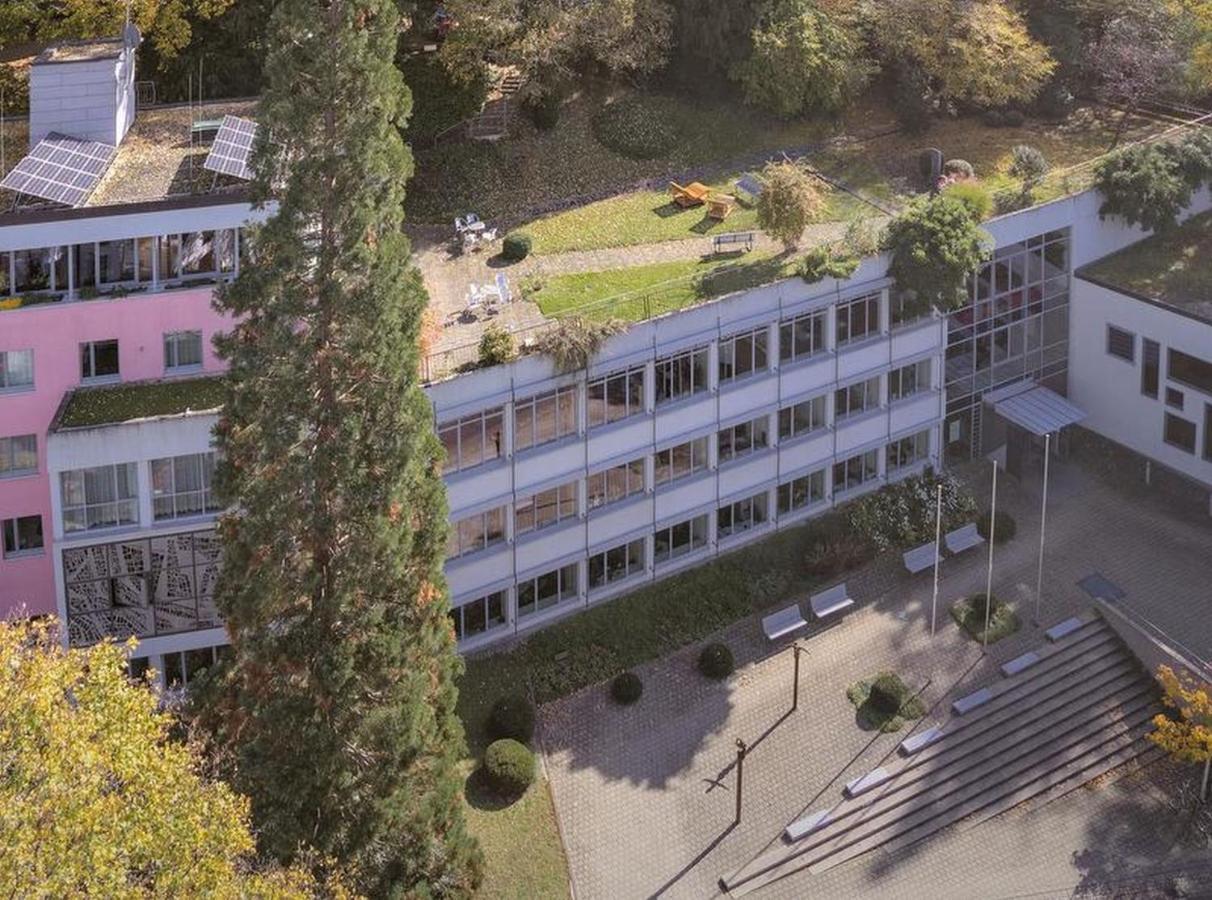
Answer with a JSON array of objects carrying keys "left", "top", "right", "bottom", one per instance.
[
  {"left": 983, "top": 459, "right": 998, "bottom": 651},
  {"left": 1034, "top": 432, "right": 1051, "bottom": 626},
  {"left": 931, "top": 482, "right": 942, "bottom": 637}
]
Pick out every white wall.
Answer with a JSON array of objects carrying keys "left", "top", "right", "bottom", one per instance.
[
  {"left": 29, "top": 44, "right": 136, "bottom": 148},
  {"left": 1069, "top": 279, "right": 1212, "bottom": 488}
]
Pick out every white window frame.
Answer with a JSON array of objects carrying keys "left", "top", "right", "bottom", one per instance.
[
  {"left": 778, "top": 395, "right": 826, "bottom": 440},
  {"left": 2, "top": 514, "right": 44, "bottom": 558},
  {"left": 60, "top": 463, "right": 139, "bottom": 533},
  {"left": 777, "top": 469, "right": 825, "bottom": 515},
  {"left": 587, "top": 365, "right": 645, "bottom": 428},
  {"left": 654, "top": 437, "right": 709, "bottom": 486},
  {"left": 779, "top": 308, "right": 828, "bottom": 362},
  {"left": 889, "top": 359, "right": 931, "bottom": 402},
  {"left": 516, "top": 563, "right": 579, "bottom": 618},
  {"left": 717, "top": 491, "right": 769, "bottom": 538},
  {"left": 832, "top": 449, "right": 879, "bottom": 494},
  {"left": 835, "top": 375, "right": 882, "bottom": 420},
  {"left": 887, "top": 430, "right": 931, "bottom": 471},
  {"left": 653, "top": 514, "right": 708, "bottom": 565},
  {"left": 450, "top": 590, "right": 508, "bottom": 641},
  {"left": 655, "top": 346, "right": 709, "bottom": 405},
  {"left": 588, "top": 538, "right": 646, "bottom": 589},
  {"left": 514, "top": 385, "right": 578, "bottom": 452},
  {"left": 438, "top": 407, "right": 504, "bottom": 474},
  {"left": 586, "top": 458, "right": 645, "bottom": 510},
  {"left": 0, "top": 434, "right": 37, "bottom": 477},
  {"left": 836, "top": 293, "right": 881, "bottom": 347},
  {"left": 0, "top": 349, "right": 35, "bottom": 392},
  {"left": 514, "top": 480, "right": 578, "bottom": 536},
  {"left": 80, "top": 339, "right": 120, "bottom": 383},
  {"left": 718, "top": 326, "right": 768, "bottom": 383},
  {"left": 717, "top": 415, "right": 770, "bottom": 464},
  {"left": 164, "top": 330, "right": 204, "bottom": 371},
  {"left": 151, "top": 453, "right": 220, "bottom": 521},
  {"left": 447, "top": 506, "right": 506, "bottom": 559}
]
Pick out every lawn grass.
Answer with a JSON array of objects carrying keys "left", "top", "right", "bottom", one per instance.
[
  {"left": 846, "top": 673, "right": 927, "bottom": 733},
  {"left": 950, "top": 594, "right": 1021, "bottom": 645},
  {"left": 527, "top": 251, "right": 798, "bottom": 322}
]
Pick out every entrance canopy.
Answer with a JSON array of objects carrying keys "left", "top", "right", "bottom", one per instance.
[{"left": 986, "top": 381, "right": 1086, "bottom": 436}]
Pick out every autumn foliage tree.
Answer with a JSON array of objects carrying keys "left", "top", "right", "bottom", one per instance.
[
  {"left": 755, "top": 161, "right": 826, "bottom": 249},
  {"left": 0, "top": 619, "right": 322, "bottom": 897},
  {"left": 1149, "top": 665, "right": 1212, "bottom": 803}
]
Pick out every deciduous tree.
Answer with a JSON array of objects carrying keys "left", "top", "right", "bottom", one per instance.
[
  {"left": 208, "top": 0, "right": 481, "bottom": 894},
  {"left": 755, "top": 161, "right": 825, "bottom": 249},
  {"left": 1149, "top": 665, "right": 1212, "bottom": 803},
  {"left": 882, "top": 193, "right": 992, "bottom": 311}
]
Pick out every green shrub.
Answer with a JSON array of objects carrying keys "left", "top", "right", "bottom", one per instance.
[
  {"left": 611, "top": 671, "right": 643, "bottom": 705},
  {"left": 950, "top": 593, "right": 1021, "bottom": 644},
  {"left": 977, "top": 508, "right": 1016, "bottom": 544},
  {"left": 868, "top": 673, "right": 905, "bottom": 715},
  {"left": 501, "top": 232, "right": 533, "bottom": 262},
  {"left": 883, "top": 193, "right": 992, "bottom": 311},
  {"left": 943, "top": 159, "right": 975, "bottom": 180},
  {"left": 943, "top": 181, "right": 993, "bottom": 221},
  {"left": 592, "top": 97, "right": 678, "bottom": 160},
  {"left": 489, "top": 694, "right": 535, "bottom": 743},
  {"left": 478, "top": 325, "right": 516, "bottom": 367},
  {"left": 993, "top": 186, "right": 1028, "bottom": 216},
  {"left": 698, "top": 642, "right": 734, "bottom": 680},
  {"left": 846, "top": 672, "right": 924, "bottom": 732},
  {"left": 845, "top": 469, "right": 977, "bottom": 552},
  {"left": 797, "top": 245, "right": 859, "bottom": 284},
  {"left": 483, "top": 739, "right": 535, "bottom": 795},
  {"left": 804, "top": 532, "right": 874, "bottom": 579}
]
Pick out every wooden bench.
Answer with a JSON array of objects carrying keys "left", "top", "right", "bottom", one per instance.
[
  {"left": 810, "top": 582, "right": 854, "bottom": 619},
  {"left": 669, "top": 180, "right": 709, "bottom": 208},
  {"left": 706, "top": 193, "right": 736, "bottom": 220},
  {"left": 944, "top": 522, "right": 985, "bottom": 555},
  {"left": 902, "top": 540, "right": 938, "bottom": 574},
  {"left": 762, "top": 603, "right": 808, "bottom": 641},
  {"left": 712, "top": 231, "right": 755, "bottom": 254}
]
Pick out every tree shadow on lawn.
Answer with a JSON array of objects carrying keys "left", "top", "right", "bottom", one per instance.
[{"left": 652, "top": 201, "right": 690, "bottom": 219}]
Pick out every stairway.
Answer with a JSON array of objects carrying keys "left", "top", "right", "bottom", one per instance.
[{"left": 722, "top": 614, "right": 1163, "bottom": 896}]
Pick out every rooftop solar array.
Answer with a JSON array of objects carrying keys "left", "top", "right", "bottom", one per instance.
[
  {"left": 202, "top": 115, "right": 258, "bottom": 181},
  {"left": 0, "top": 133, "right": 118, "bottom": 207}
]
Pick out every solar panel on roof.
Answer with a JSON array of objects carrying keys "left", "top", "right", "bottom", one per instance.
[
  {"left": 0, "top": 133, "right": 117, "bottom": 207},
  {"left": 202, "top": 115, "right": 258, "bottom": 181}
]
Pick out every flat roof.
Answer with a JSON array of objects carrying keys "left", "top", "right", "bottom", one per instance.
[
  {"left": 0, "top": 98, "right": 258, "bottom": 212},
  {"left": 1080, "top": 211, "right": 1212, "bottom": 323},
  {"left": 35, "top": 38, "right": 125, "bottom": 65},
  {"left": 53, "top": 376, "right": 225, "bottom": 431}
]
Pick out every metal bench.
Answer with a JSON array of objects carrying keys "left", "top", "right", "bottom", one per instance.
[
  {"left": 810, "top": 582, "right": 854, "bottom": 619},
  {"left": 1045, "top": 616, "right": 1084, "bottom": 642},
  {"left": 762, "top": 603, "right": 808, "bottom": 641},
  {"left": 951, "top": 687, "right": 992, "bottom": 715},
  {"left": 944, "top": 522, "right": 985, "bottom": 555},
  {"left": 712, "top": 231, "right": 755, "bottom": 254},
  {"left": 902, "top": 540, "right": 938, "bottom": 574},
  {"left": 735, "top": 173, "right": 764, "bottom": 199}
]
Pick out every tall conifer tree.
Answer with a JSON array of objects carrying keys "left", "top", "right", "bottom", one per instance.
[{"left": 209, "top": 0, "right": 481, "bottom": 894}]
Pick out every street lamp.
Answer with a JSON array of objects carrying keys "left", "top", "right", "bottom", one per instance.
[{"left": 1034, "top": 431, "right": 1051, "bottom": 626}]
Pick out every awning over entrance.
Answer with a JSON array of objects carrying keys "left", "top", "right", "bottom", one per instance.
[{"left": 986, "top": 381, "right": 1086, "bottom": 436}]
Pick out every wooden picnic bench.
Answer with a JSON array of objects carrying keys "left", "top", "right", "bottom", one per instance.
[
  {"left": 712, "top": 231, "right": 755, "bottom": 254},
  {"left": 706, "top": 193, "right": 736, "bottom": 220},
  {"left": 670, "top": 180, "right": 710, "bottom": 208},
  {"left": 809, "top": 582, "right": 854, "bottom": 619}
]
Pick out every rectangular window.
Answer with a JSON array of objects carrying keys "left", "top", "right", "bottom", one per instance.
[
  {"left": 0, "top": 349, "right": 34, "bottom": 390},
  {"left": 588, "top": 538, "right": 646, "bottom": 589},
  {"left": 832, "top": 449, "right": 879, "bottom": 494},
  {"left": 717, "top": 491, "right": 769, "bottom": 539},
  {"left": 1164, "top": 413, "right": 1197, "bottom": 454},
  {"left": 60, "top": 463, "right": 138, "bottom": 532},
  {"left": 517, "top": 563, "right": 579, "bottom": 618},
  {"left": 80, "top": 339, "right": 119, "bottom": 381},
  {"left": 150, "top": 452, "right": 219, "bottom": 520},
  {"left": 1166, "top": 387, "right": 1184, "bottom": 411},
  {"left": 514, "top": 481, "right": 578, "bottom": 536},
  {"left": 653, "top": 514, "right": 708, "bottom": 565},
  {"left": 889, "top": 359, "right": 931, "bottom": 402},
  {"left": 158, "top": 235, "right": 182, "bottom": 281},
  {"left": 449, "top": 591, "right": 507, "bottom": 641},
  {"left": 1168, "top": 349, "right": 1212, "bottom": 396},
  {"left": 719, "top": 326, "right": 768, "bottom": 383},
  {"left": 717, "top": 415, "right": 770, "bottom": 465},
  {"left": 887, "top": 430, "right": 930, "bottom": 471},
  {"left": 438, "top": 407, "right": 504, "bottom": 474},
  {"left": 586, "top": 458, "right": 645, "bottom": 510},
  {"left": 655, "top": 346, "right": 709, "bottom": 405},
  {"left": 13, "top": 247, "right": 63, "bottom": 293},
  {"left": 1106, "top": 326, "right": 1135, "bottom": 362},
  {"left": 779, "top": 309, "right": 828, "bottom": 363},
  {"left": 181, "top": 232, "right": 216, "bottom": 275},
  {"left": 0, "top": 434, "right": 37, "bottom": 477},
  {"left": 835, "top": 375, "right": 882, "bottom": 420},
  {"left": 587, "top": 365, "right": 644, "bottom": 428},
  {"left": 778, "top": 395, "right": 826, "bottom": 440},
  {"left": 514, "top": 385, "right": 578, "bottom": 452},
  {"left": 1204, "top": 404, "right": 1212, "bottom": 462},
  {"left": 1142, "top": 338, "right": 1160, "bottom": 399},
  {"left": 654, "top": 437, "right": 708, "bottom": 486},
  {"left": 98, "top": 239, "right": 136, "bottom": 285},
  {"left": 777, "top": 470, "right": 825, "bottom": 515},
  {"left": 164, "top": 331, "right": 203, "bottom": 370},
  {"left": 2, "top": 515, "right": 43, "bottom": 558},
  {"left": 446, "top": 506, "right": 506, "bottom": 558},
  {"left": 73, "top": 242, "right": 97, "bottom": 290},
  {"left": 836, "top": 293, "right": 881, "bottom": 346}
]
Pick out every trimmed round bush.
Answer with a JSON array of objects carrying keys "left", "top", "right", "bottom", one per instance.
[
  {"left": 943, "top": 159, "right": 975, "bottom": 180},
  {"left": 867, "top": 673, "right": 905, "bottom": 716},
  {"left": 977, "top": 508, "right": 1017, "bottom": 544},
  {"left": 611, "top": 671, "right": 643, "bottom": 705},
  {"left": 489, "top": 694, "right": 535, "bottom": 743},
  {"left": 967, "top": 592, "right": 1001, "bottom": 620},
  {"left": 501, "top": 232, "right": 532, "bottom": 262},
  {"left": 698, "top": 642, "right": 734, "bottom": 680},
  {"left": 483, "top": 739, "right": 535, "bottom": 795},
  {"left": 592, "top": 97, "right": 678, "bottom": 160}
]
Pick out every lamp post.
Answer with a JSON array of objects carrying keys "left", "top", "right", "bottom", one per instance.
[
  {"left": 791, "top": 643, "right": 805, "bottom": 711},
  {"left": 930, "top": 482, "right": 942, "bottom": 636},
  {"left": 734, "top": 738, "right": 748, "bottom": 825},
  {"left": 1034, "top": 432, "right": 1051, "bottom": 627},
  {"left": 983, "top": 459, "right": 998, "bottom": 651}
]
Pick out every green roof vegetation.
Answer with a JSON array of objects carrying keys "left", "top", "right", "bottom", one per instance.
[
  {"left": 1082, "top": 211, "right": 1212, "bottom": 322},
  {"left": 58, "top": 377, "right": 226, "bottom": 429}
]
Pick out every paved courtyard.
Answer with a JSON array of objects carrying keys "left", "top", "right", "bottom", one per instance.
[{"left": 539, "top": 459, "right": 1212, "bottom": 899}]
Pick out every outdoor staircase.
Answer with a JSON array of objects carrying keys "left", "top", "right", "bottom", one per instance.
[
  {"left": 467, "top": 72, "right": 521, "bottom": 141},
  {"left": 722, "top": 614, "right": 1164, "bottom": 896}
]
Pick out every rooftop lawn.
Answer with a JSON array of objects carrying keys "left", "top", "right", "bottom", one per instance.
[
  {"left": 526, "top": 251, "right": 798, "bottom": 322},
  {"left": 1081, "top": 210, "right": 1212, "bottom": 321},
  {"left": 57, "top": 377, "right": 226, "bottom": 429}
]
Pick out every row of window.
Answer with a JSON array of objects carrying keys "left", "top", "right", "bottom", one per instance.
[
  {"left": 448, "top": 431, "right": 932, "bottom": 643},
  {"left": 439, "top": 358, "right": 934, "bottom": 475},
  {"left": 0, "top": 332, "right": 204, "bottom": 396},
  {"left": 446, "top": 429, "right": 933, "bottom": 560},
  {"left": 0, "top": 230, "right": 241, "bottom": 298},
  {"left": 59, "top": 453, "right": 220, "bottom": 535}
]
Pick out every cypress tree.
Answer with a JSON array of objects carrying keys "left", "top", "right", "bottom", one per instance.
[{"left": 208, "top": 0, "right": 481, "bottom": 894}]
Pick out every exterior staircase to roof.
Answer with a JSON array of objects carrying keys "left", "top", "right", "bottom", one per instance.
[
  {"left": 722, "top": 613, "right": 1164, "bottom": 896},
  {"left": 466, "top": 72, "right": 521, "bottom": 142}
]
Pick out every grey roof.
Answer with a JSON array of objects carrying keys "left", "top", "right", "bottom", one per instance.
[{"left": 987, "top": 381, "right": 1086, "bottom": 436}]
